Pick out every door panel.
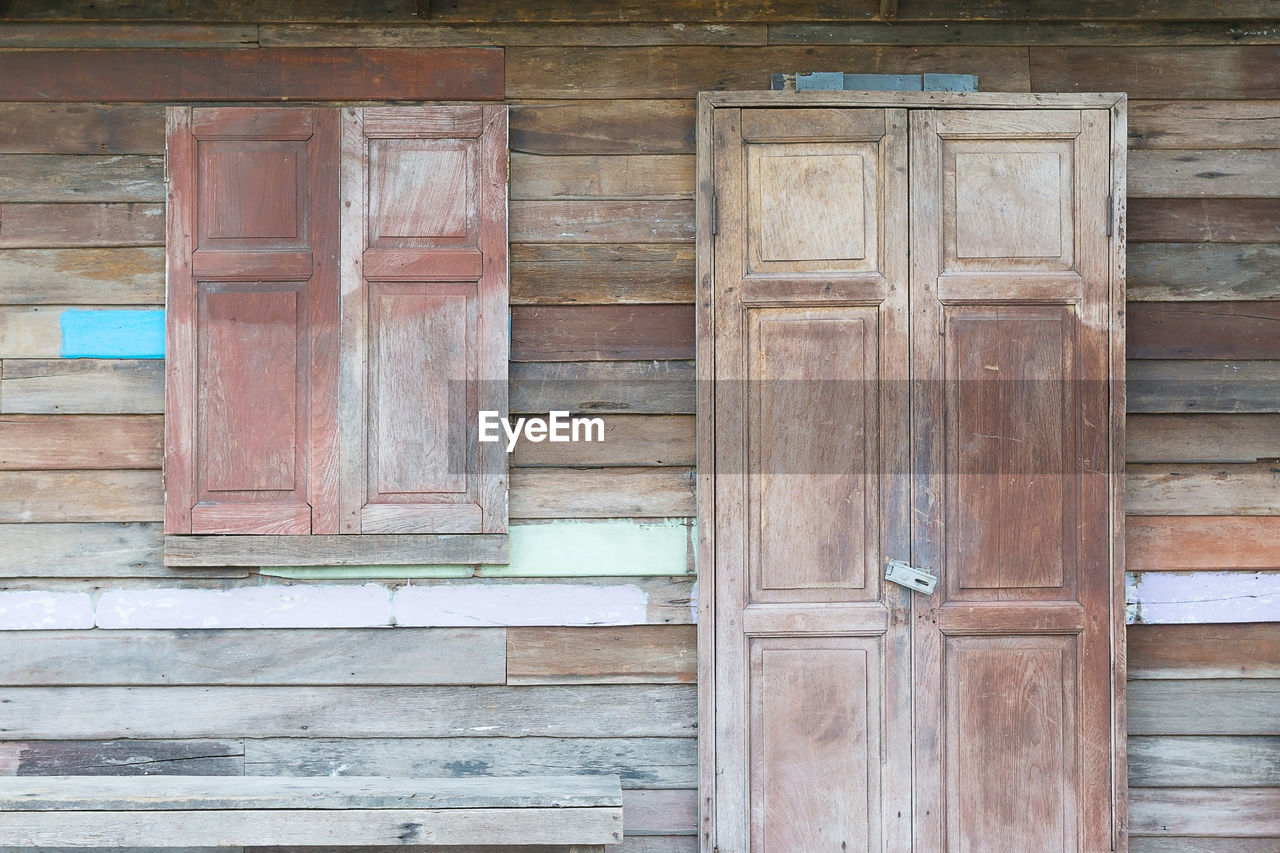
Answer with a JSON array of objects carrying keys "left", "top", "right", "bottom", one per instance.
[
  {"left": 911, "top": 108, "right": 1114, "bottom": 853},
  {"left": 713, "top": 106, "right": 912, "bottom": 852}
]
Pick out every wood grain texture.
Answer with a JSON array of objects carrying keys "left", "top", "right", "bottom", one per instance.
[
  {"left": 0, "top": 104, "right": 163, "bottom": 154},
  {"left": 1128, "top": 199, "right": 1280, "bottom": 243},
  {"left": 510, "top": 360, "right": 695, "bottom": 414},
  {"left": 0, "top": 1, "right": 421, "bottom": 20},
  {"left": 0, "top": 522, "right": 243, "bottom": 579},
  {"left": 1130, "top": 787, "right": 1280, "bottom": 836},
  {"left": 0, "top": 247, "right": 163, "bottom": 304},
  {"left": 0, "top": 740, "right": 244, "bottom": 776},
  {"left": 1129, "top": 623, "right": 1280, "bottom": 677},
  {"left": 511, "top": 305, "right": 695, "bottom": 361},
  {"left": 1030, "top": 46, "right": 1280, "bottom": 98},
  {"left": 0, "top": 49, "right": 504, "bottom": 102},
  {"left": 1129, "top": 149, "right": 1280, "bottom": 198},
  {"left": 506, "top": 45, "right": 1031, "bottom": 98},
  {"left": 0, "top": 628, "right": 505, "bottom": 686},
  {"left": 510, "top": 200, "right": 694, "bottom": 242},
  {"left": 1128, "top": 244, "right": 1280, "bottom": 301},
  {"left": 0, "top": 685, "right": 696, "bottom": 739},
  {"left": 1132, "top": 841, "right": 1280, "bottom": 853},
  {"left": 0, "top": 154, "right": 162, "bottom": 202},
  {"left": 1127, "top": 517, "right": 1280, "bottom": 572},
  {"left": 245, "top": 736, "right": 696, "bottom": 790},
  {"left": 511, "top": 244, "right": 694, "bottom": 305},
  {"left": 1127, "top": 360, "right": 1280, "bottom": 413},
  {"left": 0, "top": 202, "right": 164, "bottom": 247},
  {"left": 507, "top": 626, "right": 696, "bottom": 684},
  {"left": 1127, "top": 463, "right": 1280, "bottom": 515},
  {"left": 0, "top": 470, "right": 160, "bottom": 523},
  {"left": 510, "top": 467, "right": 695, "bottom": 518},
  {"left": 0, "top": 415, "right": 161, "bottom": 469},
  {"left": 0, "top": 22, "right": 258, "bottom": 47},
  {"left": 1129, "top": 736, "right": 1280, "bottom": 787},
  {"left": 0, "top": 359, "right": 164, "bottom": 414},
  {"left": 772, "top": 21, "right": 1280, "bottom": 46},
  {"left": 1126, "top": 414, "right": 1280, "bottom": 463},
  {"left": 262, "top": 22, "right": 766, "bottom": 47},
  {"left": 1128, "top": 679, "right": 1280, "bottom": 735},
  {"left": 1129, "top": 100, "right": 1280, "bottom": 149},
  {"left": 511, "top": 100, "right": 695, "bottom": 155},
  {"left": 511, "top": 415, "right": 694, "bottom": 467},
  {"left": 0, "top": 305, "right": 61, "bottom": 357},
  {"left": 1129, "top": 302, "right": 1280, "bottom": 359},
  {"left": 511, "top": 153, "right": 693, "bottom": 200},
  {"left": 164, "top": 533, "right": 510, "bottom": 568}
]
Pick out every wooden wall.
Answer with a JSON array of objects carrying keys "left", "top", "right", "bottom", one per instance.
[{"left": 0, "top": 6, "right": 1277, "bottom": 850}]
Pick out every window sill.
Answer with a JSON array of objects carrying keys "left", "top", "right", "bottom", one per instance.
[{"left": 164, "top": 534, "right": 510, "bottom": 568}]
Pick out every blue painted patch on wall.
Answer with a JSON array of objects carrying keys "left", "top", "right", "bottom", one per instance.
[{"left": 60, "top": 309, "right": 165, "bottom": 359}]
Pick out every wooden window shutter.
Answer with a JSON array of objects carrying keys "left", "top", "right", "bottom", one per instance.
[
  {"left": 339, "top": 106, "right": 509, "bottom": 535},
  {"left": 165, "top": 107, "right": 341, "bottom": 535}
]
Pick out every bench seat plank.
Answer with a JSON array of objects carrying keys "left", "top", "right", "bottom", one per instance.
[
  {"left": 0, "top": 774, "right": 621, "bottom": 810},
  {"left": 0, "top": 776, "right": 623, "bottom": 848}
]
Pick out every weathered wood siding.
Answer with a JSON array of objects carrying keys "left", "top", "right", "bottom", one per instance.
[{"left": 0, "top": 9, "right": 1277, "bottom": 850}]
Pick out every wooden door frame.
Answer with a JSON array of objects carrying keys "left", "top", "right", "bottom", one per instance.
[{"left": 694, "top": 90, "right": 1128, "bottom": 852}]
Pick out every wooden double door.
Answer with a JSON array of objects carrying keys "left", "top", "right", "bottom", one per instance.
[{"left": 699, "top": 95, "right": 1125, "bottom": 852}]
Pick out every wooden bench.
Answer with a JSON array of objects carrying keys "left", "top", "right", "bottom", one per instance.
[{"left": 0, "top": 775, "right": 622, "bottom": 849}]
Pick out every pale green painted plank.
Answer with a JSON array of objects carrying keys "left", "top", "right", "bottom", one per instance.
[{"left": 260, "top": 519, "right": 694, "bottom": 579}]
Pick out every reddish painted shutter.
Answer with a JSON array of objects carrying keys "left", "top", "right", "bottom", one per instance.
[
  {"left": 339, "top": 106, "right": 509, "bottom": 534},
  {"left": 165, "top": 107, "right": 340, "bottom": 534}
]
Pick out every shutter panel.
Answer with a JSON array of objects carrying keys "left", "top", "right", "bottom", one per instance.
[
  {"left": 164, "top": 107, "right": 340, "bottom": 535},
  {"left": 339, "top": 106, "right": 508, "bottom": 534}
]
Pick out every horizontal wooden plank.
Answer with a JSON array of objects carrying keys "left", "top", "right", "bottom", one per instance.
[
  {"left": 0, "top": 414, "right": 161, "bottom": 470},
  {"left": 507, "top": 45, "right": 1030, "bottom": 98},
  {"left": 1129, "top": 302, "right": 1280, "bottom": 360},
  {"left": 0, "top": 104, "right": 163, "bottom": 154},
  {"left": 511, "top": 200, "right": 694, "bottom": 242},
  {"left": 0, "top": 359, "right": 165, "bottom": 413},
  {"left": 1127, "top": 518, "right": 1280, "bottom": 573},
  {"left": 430, "top": 0, "right": 881, "bottom": 22},
  {"left": 771, "top": 21, "right": 1280, "bottom": 46},
  {"left": 511, "top": 305, "right": 695, "bottom": 361},
  {"left": 0, "top": 774, "right": 621, "bottom": 811},
  {"left": 1128, "top": 679, "right": 1280, "bottom": 735},
  {"left": 1130, "top": 736, "right": 1280, "bottom": 787},
  {"left": 0, "top": 22, "right": 256, "bottom": 47},
  {"left": 245, "top": 736, "right": 696, "bottom": 789},
  {"left": 1130, "top": 787, "right": 1280, "bottom": 837},
  {"left": 620, "top": 789, "right": 696, "bottom": 836},
  {"left": 1128, "top": 244, "right": 1280, "bottom": 301},
  {"left": 1127, "top": 462, "right": 1280, "bottom": 515},
  {"left": 0, "top": 306, "right": 60, "bottom": 357},
  {"left": 507, "top": 626, "right": 696, "bottom": 685},
  {"left": 263, "top": 841, "right": 694, "bottom": 853},
  {"left": 0, "top": 203, "right": 164, "bottom": 247},
  {"left": 0, "top": 1, "right": 420, "bottom": 20},
  {"left": 164, "top": 534, "right": 510, "bottom": 568},
  {"left": 262, "top": 23, "right": 766, "bottom": 46},
  {"left": 1130, "top": 570, "right": 1280, "bottom": 624},
  {"left": 0, "top": 522, "right": 178, "bottom": 579},
  {"left": 0, "top": 628, "right": 506, "bottom": 686},
  {"left": 511, "top": 100, "right": 695, "bottom": 155},
  {"left": 1131, "top": 149, "right": 1280, "bottom": 198},
  {"left": 0, "top": 247, "right": 163, "bottom": 304},
  {"left": 510, "top": 467, "right": 695, "bottom": 518},
  {"left": 1127, "top": 360, "right": 1280, "bottom": 413},
  {"left": 1126, "top": 414, "right": 1280, "bottom": 463},
  {"left": 511, "top": 243, "right": 694, "bottom": 305},
  {"left": 0, "top": 48, "right": 503, "bottom": 102},
  {"left": 0, "top": 739, "right": 244, "bottom": 776},
  {"left": 1132, "top": 839, "right": 1280, "bottom": 853},
  {"left": 1129, "top": 100, "right": 1280, "bottom": 149},
  {"left": 511, "top": 153, "right": 693, "bottom": 200},
  {"left": 511, "top": 360, "right": 695, "bottom": 415},
  {"left": 0, "top": 155, "right": 163, "bottom": 203},
  {"left": 0, "top": 469, "right": 160, "bottom": 523},
  {"left": 0, "top": 806, "right": 622, "bottom": 848},
  {"left": 512, "top": 415, "right": 694, "bottom": 467},
  {"left": 1030, "top": 46, "right": 1280, "bottom": 98},
  {"left": 1130, "top": 623, "right": 1280, "bottom": 679},
  {"left": 0, "top": 685, "right": 696, "bottom": 739},
  {"left": 1128, "top": 198, "right": 1280, "bottom": 243}
]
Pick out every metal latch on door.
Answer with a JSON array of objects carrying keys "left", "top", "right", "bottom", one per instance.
[{"left": 885, "top": 559, "right": 938, "bottom": 594}]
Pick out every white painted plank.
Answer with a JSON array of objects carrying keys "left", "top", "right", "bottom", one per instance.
[
  {"left": 393, "top": 582, "right": 649, "bottom": 627},
  {"left": 96, "top": 584, "right": 392, "bottom": 629},
  {"left": 1129, "top": 571, "right": 1280, "bottom": 623},
  {"left": 0, "top": 590, "right": 93, "bottom": 629}
]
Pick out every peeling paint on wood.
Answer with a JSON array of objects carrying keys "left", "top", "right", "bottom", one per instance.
[
  {"left": 0, "top": 591, "right": 93, "bottom": 629},
  {"left": 1128, "top": 571, "right": 1280, "bottom": 623},
  {"left": 394, "top": 583, "right": 650, "bottom": 627}
]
